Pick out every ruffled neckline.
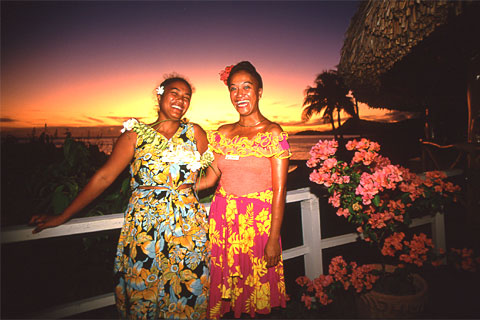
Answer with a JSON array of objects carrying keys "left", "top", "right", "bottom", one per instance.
[{"left": 208, "top": 130, "right": 291, "bottom": 159}]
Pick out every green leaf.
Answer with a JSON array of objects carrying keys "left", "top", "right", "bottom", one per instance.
[
  {"left": 52, "top": 186, "right": 69, "bottom": 215},
  {"left": 104, "top": 194, "right": 119, "bottom": 201},
  {"left": 372, "top": 195, "right": 380, "bottom": 207},
  {"left": 121, "top": 178, "right": 130, "bottom": 194},
  {"left": 199, "top": 193, "right": 214, "bottom": 203}
]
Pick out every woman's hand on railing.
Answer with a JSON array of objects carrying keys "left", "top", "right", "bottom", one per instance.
[{"left": 29, "top": 214, "right": 68, "bottom": 234}]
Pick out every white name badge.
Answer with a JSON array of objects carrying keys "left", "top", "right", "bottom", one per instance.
[{"left": 225, "top": 154, "right": 240, "bottom": 160}]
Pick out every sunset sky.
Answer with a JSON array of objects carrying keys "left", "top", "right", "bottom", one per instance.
[{"left": 1, "top": 1, "right": 415, "bottom": 135}]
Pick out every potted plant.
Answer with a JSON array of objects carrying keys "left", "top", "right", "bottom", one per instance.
[{"left": 296, "top": 138, "right": 478, "bottom": 318}]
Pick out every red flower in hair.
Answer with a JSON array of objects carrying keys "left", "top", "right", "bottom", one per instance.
[{"left": 219, "top": 65, "right": 234, "bottom": 85}]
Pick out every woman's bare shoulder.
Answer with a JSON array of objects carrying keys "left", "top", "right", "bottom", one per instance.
[
  {"left": 191, "top": 122, "right": 207, "bottom": 136},
  {"left": 217, "top": 123, "right": 236, "bottom": 134},
  {"left": 264, "top": 121, "right": 284, "bottom": 136}
]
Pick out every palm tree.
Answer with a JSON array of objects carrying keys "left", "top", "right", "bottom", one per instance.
[{"left": 302, "top": 70, "right": 357, "bottom": 136}]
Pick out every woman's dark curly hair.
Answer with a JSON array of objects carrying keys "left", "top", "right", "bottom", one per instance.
[
  {"left": 227, "top": 61, "right": 263, "bottom": 89},
  {"left": 157, "top": 73, "right": 195, "bottom": 95}
]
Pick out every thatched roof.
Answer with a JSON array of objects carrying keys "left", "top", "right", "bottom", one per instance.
[{"left": 338, "top": 0, "right": 479, "bottom": 110}]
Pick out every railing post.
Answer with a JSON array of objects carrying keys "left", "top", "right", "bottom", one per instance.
[
  {"left": 432, "top": 211, "right": 447, "bottom": 256},
  {"left": 300, "top": 194, "right": 323, "bottom": 278}
]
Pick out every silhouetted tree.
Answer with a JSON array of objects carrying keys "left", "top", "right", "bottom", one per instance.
[{"left": 302, "top": 70, "right": 357, "bottom": 136}]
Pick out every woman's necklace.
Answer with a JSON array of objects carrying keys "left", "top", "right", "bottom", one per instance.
[
  {"left": 236, "top": 118, "right": 267, "bottom": 127},
  {"left": 150, "top": 118, "right": 181, "bottom": 128}
]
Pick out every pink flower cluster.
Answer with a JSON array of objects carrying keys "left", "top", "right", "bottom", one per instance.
[
  {"left": 308, "top": 140, "right": 349, "bottom": 189},
  {"left": 296, "top": 274, "right": 334, "bottom": 308},
  {"left": 381, "top": 232, "right": 405, "bottom": 256},
  {"left": 298, "top": 138, "right": 473, "bottom": 311},
  {"left": 367, "top": 200, "right": 406, "bottom": 230},
  {"left": 424, "top": 171, "right": 461, "bottom": 195},
  {"left": 346, "top": 138, "right": 380, "bottom": 166},
  {"left": 382, "top": 232, "right": 435, "bottom": 267},
  {"left": 296, "top": 256, "right": 379, "bottom": 309},
  {"left": 356, "top": 164, "right": 403, "bottom": 205},
  {"left": 310, "top": 165, "right": 351, "bottom": 188},
  {"left": 306, "top": 139, "right": 338, "bottom": 168},
  {"left": 307, "top": 138, "right": 460, "bottom": 243},
  {"left": 450, "top": 248, "right": 480, "bottom": 272},
  {"left": 329, "top": 256, "right": 379, "bottom": 293},
  {"left": 398, "top": 167, "right": 424, "bottom": 201},
  {"left": 398, "top": 168, "right": 461, "bottom": 203},
  {"left": 350, "top": 264, "right": 380, "bottom": 293},
  {"left": 399, "top": 233, "right": 434, "bottom": 267},
  {"left": 329, "top": 256, "right": 350, "bottom": 289}
]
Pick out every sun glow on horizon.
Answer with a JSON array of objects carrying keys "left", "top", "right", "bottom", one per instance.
[{"left": 2, "top": 1, "right": 406, "bottom": 135}]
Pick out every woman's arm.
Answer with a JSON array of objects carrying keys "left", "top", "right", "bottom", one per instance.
[
  {"left": 193, "top": 123, "right": 208, "bottom": 154},
  {"left": 197, "top": 158, "right": 221, "bottom": 191},
  {"left": 264, "top": 155, "right": 289, "bottom": 267},
  {"left": 29, "top": 132, "right": 136, "bottom": 233},
  {"left": 264, "top": 126, "right": 289, "bottom": 268},
  {"left": 193, "top": 123, "right": 221, "bottom": 191}
]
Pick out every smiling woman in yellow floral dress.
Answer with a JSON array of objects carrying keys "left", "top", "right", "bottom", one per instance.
[
  {"left": 30, "top": 75, "right": 213, "bottom": 319},
  {"left": 198, "top": 61, "right": 290, "bottom": 319}
]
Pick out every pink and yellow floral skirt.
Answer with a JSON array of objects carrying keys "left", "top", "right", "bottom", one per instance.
[{"left": 208, "top": 185, "right": 287, "bottom": 319}]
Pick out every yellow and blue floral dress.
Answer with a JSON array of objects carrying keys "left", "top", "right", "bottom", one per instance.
[{"left": 114, "top": 120, "right": 210, "bottom": 319}]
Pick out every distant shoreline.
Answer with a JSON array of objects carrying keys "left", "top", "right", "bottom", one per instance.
[
  {"left": 0, "top": 125, "right": 335, "bottom": 139},
  {"left": 0, "top": 125, "right": 123, "bottom": 139},
  {"left": 1, "top": 117, "right": 422, "bottom": 138}
]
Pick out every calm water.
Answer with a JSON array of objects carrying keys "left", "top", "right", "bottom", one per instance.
[
  {"left": 289, "top": 134, "right": 361, "bottom": 160},
  {"left": 66, "top": 134, "right": 360, "bottom": 160}
]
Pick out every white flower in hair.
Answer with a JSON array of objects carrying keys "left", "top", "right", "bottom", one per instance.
[
  {"left": 156, "top": 85, "right": 165, "bottom": 95},
  {"left": 121, "top": 118, "right": 138, "bottom": 133}
]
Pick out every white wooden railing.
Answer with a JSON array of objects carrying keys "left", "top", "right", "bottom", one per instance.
[{"left": 1, "top": 186, "right": 447, "bottom": 319}]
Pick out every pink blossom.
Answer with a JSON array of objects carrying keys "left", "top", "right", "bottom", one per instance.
[
  {"left": 323, "top": 157, "right": 338, "bottom": 169},
  {"left": 309, "top": 170, "right": 335, "bottom": 187},
  {"left": 382, "top": 232, "right": 405, "bottom": 256},
  {"left": 328, "top": 191, "right": 341, "bottom": 208},
  {"left": 336, "top": 208, "right": 350, "bottom": 218},
  {"left": 308, "top": 139, "right": 338, "bottom": 162},
  {"left": 356, "top": 173, "right": 379, "bottom": 205},
  {"left": 352, "top": 149, "right": 378, "bottom": 165},
  {"left": 306, "top": 158, "right": 319, "bottom": 168},
  {"left": 301, "top": 294, "right": 312, "bottom": 309},
  {"left": 350, "top": 264, "right": 379, "bottom": 293},
  {"left": 309, "top": 169, "right": 321, "bottom": 184},
  {"left": 400, "top": 233, "right": 433, "bottom": 267},
  {"left": 296, "top": 276, "right": 312, "bottom": 287},
  {"left": 346, "top": 138, "right": 380, "bottom": 152},
  {"left": 316, "top": 274, "right": 334, "bottom": 287},
  {"left": 315, "top": 290, "right": 333, "bottom": 306},
  {"left": 219, "top": 65, "right": 234, "bottom": 85}
]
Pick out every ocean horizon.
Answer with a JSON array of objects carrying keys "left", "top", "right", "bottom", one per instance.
[{"left": 2, "top": 131, "right": 360, "bottom": 160}]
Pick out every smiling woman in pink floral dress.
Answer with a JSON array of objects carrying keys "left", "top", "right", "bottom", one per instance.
[{"left": 198, "top": 61, "right": 290, "bottom": 319}]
